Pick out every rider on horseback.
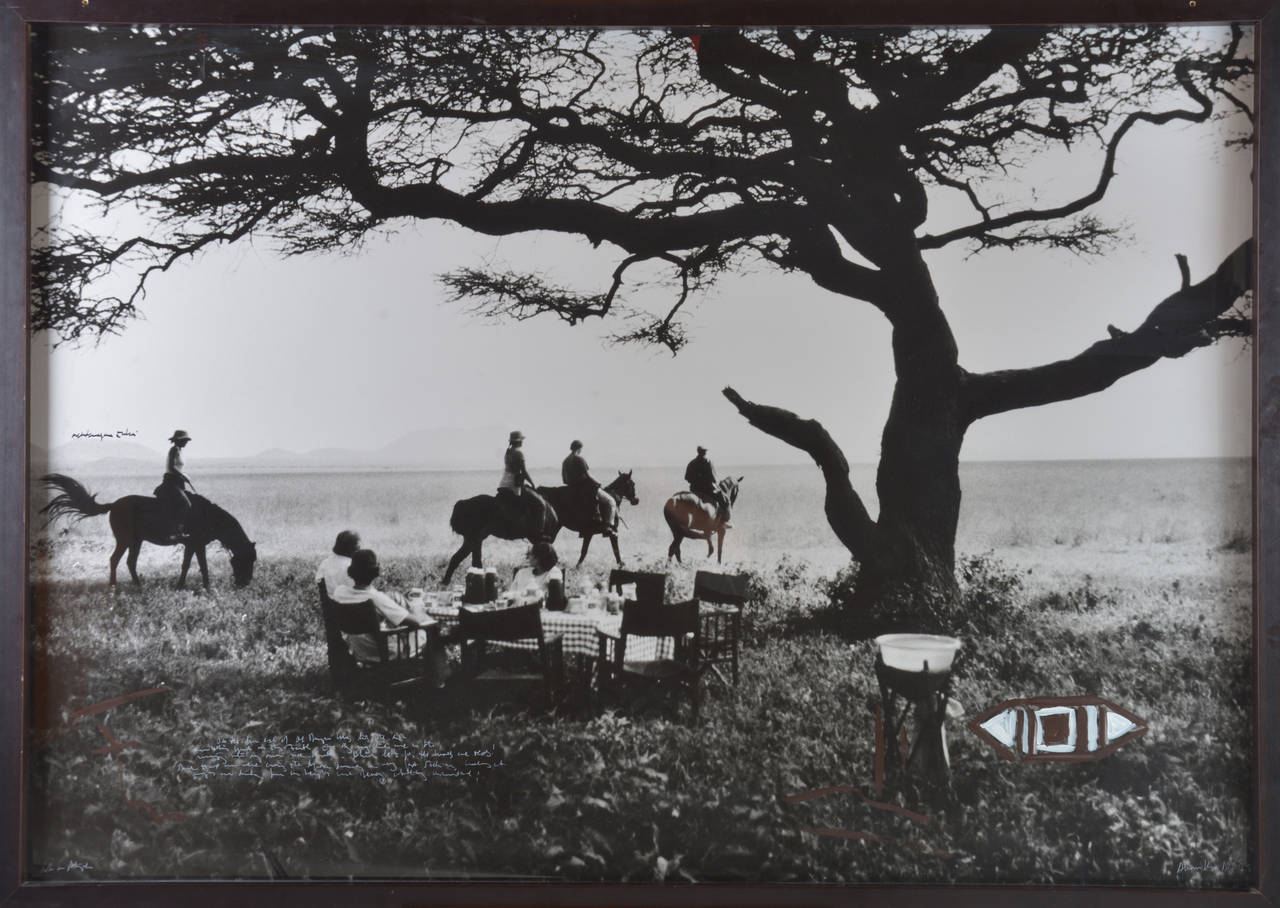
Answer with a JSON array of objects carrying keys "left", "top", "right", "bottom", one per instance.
[
  {"left": 685, "top": 445, "right": 730, "bottom": 524},
  {"left": 156, "top": 429, "right": 193, "bottom": 543},
  {"left": 562, "top": 440, "right": 604, "bottom": 524},
  {"left": 498, "top": 430, "right": 549, "bottom": 537}
]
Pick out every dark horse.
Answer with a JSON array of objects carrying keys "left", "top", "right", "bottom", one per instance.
[
  {"left": 40, "top": 474, "right": 257, "bottom": 588},
  {"left": 663, "top": 475, "right": 743, "bottom": 564},
  {"left": 443, "top": 487, "right": 560, "bottom": 585},
  {"left": 536, "top": 470, "right": 639, "bottom": 567}
]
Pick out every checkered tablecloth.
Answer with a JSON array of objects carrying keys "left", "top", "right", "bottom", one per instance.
[{"left": 425, "top": 603, "right": 670, "bottom": 661}]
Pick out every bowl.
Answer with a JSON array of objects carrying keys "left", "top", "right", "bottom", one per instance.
[{"left": 874, "top": 634, "right": 962, "bottom": 673}]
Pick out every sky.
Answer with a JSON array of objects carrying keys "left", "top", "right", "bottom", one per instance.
[{"left": 30, "top": 27, "right": 1255, "bottom": 472}]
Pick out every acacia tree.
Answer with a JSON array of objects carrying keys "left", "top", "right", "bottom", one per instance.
[{"left": 32, "top": 25, "right": 1253, "bottom": 607}]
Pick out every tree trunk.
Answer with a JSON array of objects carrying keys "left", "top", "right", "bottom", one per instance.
[
  {"left": 855, "top": 259, "right": 966, "bottom": 616},
  {"left": 725, "top": 252, "right": 967, "bottom": 628}
]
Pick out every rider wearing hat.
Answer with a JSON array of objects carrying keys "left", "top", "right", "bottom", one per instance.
[
  {"left": 498, "top": 430, "right": 551, "bottom": 538},
  {"left": 685, "top": 444, "right": 728, "bottom": 522},
  {"left": 157, "top": 429, "right": 193, "bottom": 542},
  {"left": 562, "top": 439, "right": 604, "bottom": 524},
  {"left": 498, "top": 430, "right": 534, "bottom": 498}
]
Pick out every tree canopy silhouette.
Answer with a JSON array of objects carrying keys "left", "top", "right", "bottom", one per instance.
[{"left": 31, "top": 24, "right": 1254, "bottom": 612}]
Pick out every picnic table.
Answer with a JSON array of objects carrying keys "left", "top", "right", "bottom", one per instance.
[{"left": 423, "top": 600, "right": 675, "bottom": 688}]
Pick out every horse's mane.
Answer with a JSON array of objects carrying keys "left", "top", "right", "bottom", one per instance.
[{"left": 189, "top": 493, "right": 250, "bottom": 548}]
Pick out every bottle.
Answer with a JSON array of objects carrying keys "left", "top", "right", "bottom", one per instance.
[
  {"left": 546, "top": 566, "right": 565, "bottom": 611},
  {"left": 464, "top": 568, "right": 485, "bottom": 604}
]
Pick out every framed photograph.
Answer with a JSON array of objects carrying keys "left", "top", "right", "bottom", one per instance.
[{"left": 4, "top": 0, "right": 1278, "bottom": 905}]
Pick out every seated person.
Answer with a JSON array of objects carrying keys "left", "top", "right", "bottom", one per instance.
[
  {"left": 330, "top": 549, "right": 442, "bottom": 674},
  {"left": 507, "top": 541, "right": 561, "bottom": 599},
  {"left": 315, "top": 529, "right": 360, "bottom": 597}
]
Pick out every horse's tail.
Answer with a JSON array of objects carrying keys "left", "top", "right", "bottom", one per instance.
[
  {"left": 40, "top": 473, "right": 112, "bottom": 523},
  {"left": 450, "top": 497, "right": 480, "bottom": 537}
]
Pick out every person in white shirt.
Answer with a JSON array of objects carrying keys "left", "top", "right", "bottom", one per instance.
[
  {"left": 316, "top": 529, "right": 360, "bottom": 598},
  {"left": 330, "top": 550, "right": 441, "bottom": 676},
  {"left": 508, "top": 541, "right": 561, "bottom": 598}
]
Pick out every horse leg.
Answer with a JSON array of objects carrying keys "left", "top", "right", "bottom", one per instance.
[
  {"left": 443, "top": 541, "right": 472, "bottom": 585},
  {"left": 668, "top": 534, "right": 682, "bottom": 564},
  {"left": 196, "top": 547, "right": 210, "bottom": 588},
  {"left": 577, "top": 534, "right": 592, "bottom": 567},
  {"left": 108, "top": 539, "right": 127, "bottom": 585},
  {"left": 126, "top": 544, "right": 142, "bottom": 584},
  {"left": 609, "top": 532, "right": 622, "bottom": 566},
  {"left": 706, "top": 533, "right": 715, "bottom": 557},
  {"left": 716, "top": 529, "right": 725, "bottom": 564},
  {"left": 178, "top": 546, "right": 194, "bottom": 589},
  {"left": 471, "top": 537, "right": 483, "bottom": 569}
]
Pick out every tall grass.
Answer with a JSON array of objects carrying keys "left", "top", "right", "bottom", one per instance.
[{"left": 26, "top": 546, "right": 1253, "bottom": 887}]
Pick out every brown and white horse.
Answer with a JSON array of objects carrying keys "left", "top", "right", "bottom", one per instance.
[{"left": 663, "top": 475, "right": 742, "bottom": 564}]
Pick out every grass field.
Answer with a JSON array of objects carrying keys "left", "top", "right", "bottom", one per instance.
[{"left": 25, "top": 460, "right": 1254, "bottom": 885}]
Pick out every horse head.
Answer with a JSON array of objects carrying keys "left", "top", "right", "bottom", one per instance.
[
  {"left": 715, "top": 476, "right": 743, "bottom": 523},
  {"left": 719, "top": 475, "right": 743, "bottom": 507},
  {"left": 607, "top": 469, "right": 639, "bottom": 506},
  {"left": 230, "top": 541, "right": 257, "bottom": 587}
]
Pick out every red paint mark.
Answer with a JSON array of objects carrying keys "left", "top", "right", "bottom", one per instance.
[
  {"left": 117, "top": 765, "right": 186, "bottom": 825},
  {"left": 690, "top": 34, "right": 701, "bottom": 53},
  {"left": 874, "top": 704, "right": 885, "bottom": 797},
  {"left": 803, "top": 826, "right": 951, "bottom": 858},
  {"left": 66, "top": 687, "right": 184, "bottom": 825},
  {"left": 89, "top": 718, "right": 143, "bottom": 757},
  {"left": 803, "top": 826, "right": 890, "bottom": 843},
  {"left": 69, "top": 686, "right": 169, "bottom": 720},
  {"left": 784, "top": 785, "right": 930, "bottom": 825}
]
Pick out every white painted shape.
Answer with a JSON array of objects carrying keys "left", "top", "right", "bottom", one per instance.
[
  {"left": 1033, "top": 706, "right": 1078, "bottom": 753},
  {"left": 1106, "top": 710, "right": 1138, "bottom": 741},
  {"left": 1086, "top": 705, "right": 1100, "bottom": 751},
  {"left": 980, "top": 709, "right": 1018, "bottom": 749}
]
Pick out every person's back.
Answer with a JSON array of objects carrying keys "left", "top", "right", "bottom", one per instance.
[
  {"left": 562, "top": 451, "right": 589, "bottom": 486},
  {"left": 316, "top": 530, "right": 360, "bottom": 598}
]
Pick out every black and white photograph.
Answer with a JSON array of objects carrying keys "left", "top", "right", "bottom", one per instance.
[{"left": 24, "top": 21, "right": 1258, "bottom": 886}]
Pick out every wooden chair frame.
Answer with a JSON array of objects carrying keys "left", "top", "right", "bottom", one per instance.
[
  {"left": 692, "top": 570, "right": 750, "bottom": 688},
  {"left": 456, "top": 603, "right": 565, "bottom": 710},
  {"left": 317, "top": 580, "right": 438, "bottom": 699},
  {"left": 597, "top": 599, "right": 701, "bottom": 720}
]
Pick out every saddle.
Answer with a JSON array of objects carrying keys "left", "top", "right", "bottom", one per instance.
[{"left": 497, "top": 487, "right": 553, "bottom": 537}]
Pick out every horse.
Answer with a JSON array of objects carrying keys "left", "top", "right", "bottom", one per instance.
[
  {"left": 536, "top": 470, "right": 639, "bottom": 567},
  {"left": 442, "top": 487, "right": 560, "bottom": 585},
  {"left": 663, "top": 475, "right": 743, "bottom": 564},
  {"left": 39, "top": 473, "right": 258, "bottom": 588}
]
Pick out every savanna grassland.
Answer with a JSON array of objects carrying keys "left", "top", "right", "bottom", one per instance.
[{"left": 25, "top": 459, "right": 1254, "bottom": 885}]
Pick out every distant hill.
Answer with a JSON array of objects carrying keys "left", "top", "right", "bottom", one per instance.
[{"left": 32, "top": 425, "right": 581, "bottom": 474}]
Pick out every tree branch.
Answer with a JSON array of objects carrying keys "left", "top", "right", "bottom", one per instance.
[
  {"left": 962, "top": 239, "right": 1252, "bottom": 421},
  {"left": 721, "top": 386, "right": 879, "bottom": 557}
]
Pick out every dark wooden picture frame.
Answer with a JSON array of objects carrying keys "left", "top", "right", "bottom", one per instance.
[{"left": 2, "top": 0, "right": 1277, "bottom": 905}]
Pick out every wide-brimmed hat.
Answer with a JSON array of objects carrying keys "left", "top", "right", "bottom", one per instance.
[
  {"left": 348, "top": 549, "right": 380, "bottom": 582},
  {"left": 696, "top": 445, "right": 707, "bottom": 455},
  {"left": 509, "top": 430, "right": 525, "bottom": 444},
  {"left": 169, "top": 430, "right": 192, "bottom": 443}
]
